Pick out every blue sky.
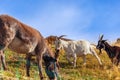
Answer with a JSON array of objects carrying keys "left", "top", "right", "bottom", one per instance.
[{"left": 0, "top": 0, "right": 120, "bottom": 43}]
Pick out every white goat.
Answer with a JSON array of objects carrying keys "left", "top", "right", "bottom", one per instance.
[{"left": 55, "top": 35, "right": 102, "bottom": 67}]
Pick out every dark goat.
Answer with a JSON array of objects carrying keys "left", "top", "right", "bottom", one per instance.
[{"left": 96, "top": 35, "right": 120, "bottom": 66}]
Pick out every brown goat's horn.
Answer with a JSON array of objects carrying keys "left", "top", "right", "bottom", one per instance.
[{"left": 58, "top": 35, "right": 66, "bottom": 39}]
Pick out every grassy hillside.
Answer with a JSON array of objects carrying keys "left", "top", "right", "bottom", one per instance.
[{"left": 0, "top": 43, "right": 120, "bottom": 80}]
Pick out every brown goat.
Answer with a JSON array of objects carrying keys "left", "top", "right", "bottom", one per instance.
[{"left": 0, "top": 14, "right": 59, "bottom": 80}]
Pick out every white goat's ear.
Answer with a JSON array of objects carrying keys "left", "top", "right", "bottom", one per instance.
[{"left": 99, "top": 34, "right": 104, "bottom": 40}]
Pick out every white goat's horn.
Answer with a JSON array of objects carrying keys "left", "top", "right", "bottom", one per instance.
[{"left": 58, "top": 35, "right": 66, "bottom": 39}]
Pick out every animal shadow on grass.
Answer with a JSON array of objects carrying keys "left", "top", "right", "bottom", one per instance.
[
  {"left": 6, "top": 58, "right": 37, "bottom": 69},
  {"left": 59, "top": 62, "right": 74, "bottom": 69}
]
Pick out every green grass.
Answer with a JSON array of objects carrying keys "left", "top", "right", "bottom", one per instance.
[{"left": 0, "top": 48, "right": 120, "bottom": 80}]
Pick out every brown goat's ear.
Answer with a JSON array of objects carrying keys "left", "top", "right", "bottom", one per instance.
[{"left": 99, "top": 34, "right": 104, "bottom": 41}]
